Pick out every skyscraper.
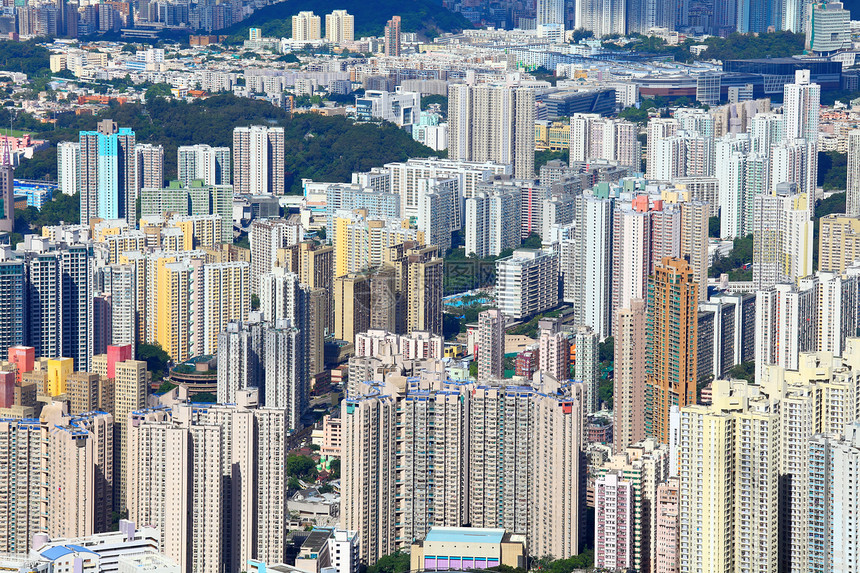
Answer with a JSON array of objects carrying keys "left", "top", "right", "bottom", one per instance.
[
  {"left": 217, "top": 316, "right": 265, "bottom": 404},
  {"left": 477, "top": 309, "right": 504, "bottom": 380},
  {"left": 594, "top": 471, "right": 633, "bottom": 570},
  {"left": 448, "top": 84, "right": 536, "bottom": 179},
  {"left": 809, "top": 422, "right": 860, "bottom": 573},
  {"left": 678, "top": 380, "right": 779, "bottom": 573},
  {"left": 573, "top": 192, "right": 613, "bottom": 338},
  {"left": 847, "top": 130, "right": 860, "bottom": 216},
  {"left": 342, "top": 375, "right": 585, "bottom": 564},
  {"left": 232, "top": 126, "right": 285, "bottom": 195},
  {"left": 384, "top": 15, "right": 401, "bottom": 57},
  {"left": 0, "top": 142, "right": 13, "bottom": 233},
  {"left": 614, "top": 299, "right": 647, "bottom": 453},
  {"left": 128, "top": 394, "right": 289, "bottom": 572},
  {"left": 575, "top": 0, "right": 627, "bottom": 36},
  {"left": 249, "top": 218, "right": 302, "bottom": 294},
  {"left": 201, "top": 262, "right": 250, "bottom": 356},
  {"left": 806, "top": 2, "right": 851, "bottom": 56},
  {"left": 752, "top": 191, "right": 813, "bottom": 290},
  {"left": 291, "top": 11, "right": 321, "bottom": 41},
  {"left": 0, "top": 248, "right": 25, "bottom": 358},
  {"left": 135, "top": 143, "right": 163, "bottom": 191},
  {"left": 57, "top": 141, "right": 80, "bottom": 196},
  {"left": 325, "top": 10, "right": 354, "bottom": 43},
  {"left": 79, "top": 119, "right": 137, "bottom": 225},
  {"left": 645, "top": 258, "right": 698, "bottom": 444},
  {"left": 177, "top": 144, "right": 231, "bottom": 187}
]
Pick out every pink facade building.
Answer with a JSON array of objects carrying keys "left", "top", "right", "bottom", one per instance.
[
  {"left": 7, "top": 345, "right": 35, "bottom": 382},
  {"left": 655, "top": 477, "right": 680, "bottom": 573},
  {"left": 106, "top": 344, "right": 132, "bottom": 379},
  {"left": 538, "top": 318, "right": 569, "bottom": 381},
  {"left": 0, "top": 370, "right": 14, "bottom": 408},
  {"left": 595, "top": 471, "right": 633, "bottom": 570}
]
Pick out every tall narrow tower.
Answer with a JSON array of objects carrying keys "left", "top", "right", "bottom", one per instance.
[{"left": 645, "top": 258, "right": 698, "bottom": 444}]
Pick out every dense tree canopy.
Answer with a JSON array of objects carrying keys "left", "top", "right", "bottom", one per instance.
[
  {"left": 818, "top": 151, "right": 848, "bottom": 192},
  {"left": 366, "top": 551, "right": 410, "bottom": 573},
  {"left": 700, "top": 31, "right": 806, "bottom": 61},
  {"left": 286, "top": 454, "right": 319, "bottom": 481},
  {"left": 0, "top": 39, "right": 51, "bottom": 76},
  {"left": 15, "top": 94, "right": 440, "bottom": 193},
  {"left": 220, "top": 0, "right": 471, "bottom": 43}
]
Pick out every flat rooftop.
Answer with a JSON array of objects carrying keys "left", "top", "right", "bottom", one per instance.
[{"left": 424, "top": 527, "right": 506, "bottom": 544}]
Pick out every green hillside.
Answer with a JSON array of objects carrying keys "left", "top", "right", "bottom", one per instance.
[
  {"left": 14, "top": 94, "right": 442, "bottom": 193},
  {"left": 220, "top": 0, "right": 472, "bottom": 43}
]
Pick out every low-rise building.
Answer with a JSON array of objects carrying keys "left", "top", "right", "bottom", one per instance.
[{"left": 410, "top": 527, "right": 527, "bottom": 571}]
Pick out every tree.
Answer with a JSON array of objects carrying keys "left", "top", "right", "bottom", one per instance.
[
  {"left": 367, "top": 551, "right": 410, "bottom": 573},
  {"left": 328, "top": 458, "right": 340, "bottom": 479},
  {"left": 286, "top": 454, "right": 319, "bottom": 480},
  {"left": 708, "top": 216, "right": 720, "bottom": 238},
  {"left": 818, "top": 151, "right": 848, "bottom": 191},
  {"left": 137, "top": 342, "right": 171, "bottom": 381},
  {"left": 420, "top": 94, "right": 448, "bottom": 111},
  {"left": 570, "top": 28, "right": 594, "bottom": 43},
  {"left": 145, "top": 83, "right": 173, "bottom": 101},
  {"left": 598, "top": 336, "right": 614, "bottom": 363}
]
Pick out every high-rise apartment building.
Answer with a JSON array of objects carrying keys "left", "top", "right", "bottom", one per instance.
[
  {"left": 47, "top": 412, "right": 114, "bottom": 538},
  {"left": 573, "top": 325, "right": 599, "bottom": 413},
  {"left": 177, "top": 144, "right": 231, "bottom": 187},
  {"left": 144, "top": 251, "right": 205, "bottom": 361},
  {"left": 613, "top": 299, "right": 646, "bottom": 453},
  {"left": 645, "top": 258, "right": 698, "bottom": 444},
  {"left": 848, "top": 130, "right": 860, "bottom": 216},
  {"left": 594, "top": 471, "right": 633, "bottom": 570},
  {"left": 569, "top": 113, "right": 641, "bottom": 170},
  {"left": 57, "top": 141, "right": 80, "bottom": 196},
  {"left": 135, "top": 143, "right": 163, "bottom": 191},
  {"left": 809, "top": 422, "right": 860, "bottom": 573},
  {"left": 325, "top": 10, "right": 354, "bottom": 43},
  {"left": 448, "top": 84, "right": 536, "bottom": 179},
  {"left": 819, "top": 214, "right": 860, "bottom": 273},
  {"left": 128, "top": 392, "right": 289, "bottom": 572},
  {"left": 595, "top": 439, "right": 670, "bottom": 572},
  {"left": 91, "top": 348, "right": 145, "bottom": 511},
  {"left": 342, "top": 375, "right": 584, "bottom": 564},
  {"left": 655, "top": 477, "right": 680, "bottom": 573},
  {"left": 538, "top": 319, "right": 569, "bottom": 381},
  {"left": 754, "top": 281, "right": 817, "bottom": 382},
  {"left": 264, "top": 319, "right": 308, "bottom": 428},
  {"left": 79, "top": 120, "right": 137, "bottom": 225},
  {"left": 217, "top": 316, "right": 265, "bottom": 404},
  {"left": 495, "top": 249, "right": 559, "bottom": 319},
  {"left": 201, "top": 262, "right": 250, "bottom": 356},
  {"left": 477, "top": 309, "right": 504, "bottom": 380},
  {"left": 232, "top": 126, "right": 285, "bottom": 195},
  {"left": 100, "top": 263, "right": 136, "bottom": 348},
  {"left": 333, "top": 272, "right": 370, "bottom": 343},
  {"left": 752, "top": 191, "right": 813, "bottom": 289},
  {"left": 332, "top": 210, "right": 423, "bottom": 278},
  {"left": 678, "top": 380, "right": 779, "bottom": 573},
  {"left": 292, "top": 11, "right": 321, "bottom": 41},
  {"left": 383, "top": 15, "right": 401, "bottom": 57},
  {"left": 465, "top": 189, "right": 521, "bottom": 258},
  {"left": 572, "top": 192, "right": 613, "bottom": 337},
  {"left": 0, "top": 249, "right": 25, "bottom": 358},
  {"left": 249, "top": 219, "right": 303, "bottom": 294},
  {"left": 575, "top": 0, "right": 627, "bottom": 37}
]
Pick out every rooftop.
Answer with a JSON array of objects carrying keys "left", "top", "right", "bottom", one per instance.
[{"left": 424, "top": 527, "right": 506, "bottom": 544}]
